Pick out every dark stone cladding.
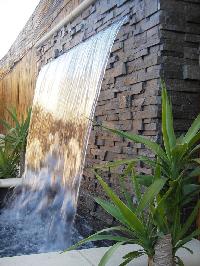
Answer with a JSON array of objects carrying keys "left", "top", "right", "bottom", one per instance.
[{"left": 159, "top": 0, "right": 200, "bottom": 136}]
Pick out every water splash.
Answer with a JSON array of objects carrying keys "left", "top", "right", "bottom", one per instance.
[{"left": 0, "top": 18, "right": 126, "bottom": 256}]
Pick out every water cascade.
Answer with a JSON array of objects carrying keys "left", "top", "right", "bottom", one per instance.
[{"left": 0, "top": 18, "right": 126, "bottom": 256}]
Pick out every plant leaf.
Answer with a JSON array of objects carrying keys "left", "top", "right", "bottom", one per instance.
[
  {"left": 175, "top": 200, "right": 200, "bottom": 243},
  {"left": 183, "top": 184, "right": 200, "bottom": 197},
  {"left": 161, "top": 82, "right": 176, "bottom": 157},
  {"left": 94, "top": 198, "right": 130, "bottom": 228},
  {"left": 94, "top": 171, "right": 147, "bottom": 237},
  {"left": 119, "top": 250, "right": 145, "bottom": 266},
  {"left": 63, "top": 226, "right": 128, "bottom": 252},
  {"left": 183, "top": 114, "right": 200, "bottom": 144},
  {"left": 188, "top": 167, "right": 200, "bottom": 177},
  {"left": 175, "top": 256, "right": 184, "bottom": 266},
  {"left": 136, "top": 175, "right": 154, "bottom": 187},
  {"left": 175, "top": 229, "right": 200, "bottom": 250},
  {"left": 181, "top": 246, "right": 193, "bottom": 254},
  {"left": 98, "top": 241, "right": 126, "bottom": 266},
  {"left": 136, "top": 178, "right": 166, "bottom": 213}
]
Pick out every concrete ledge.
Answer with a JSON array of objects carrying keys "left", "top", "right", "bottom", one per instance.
[
  {"left": 0, "top": 240, "right": 199, "bottom": 266},
  {"left": 0, "top": 178, "right": 22, "bottom": 188}
]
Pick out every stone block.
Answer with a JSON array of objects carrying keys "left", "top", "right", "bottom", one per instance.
[
  {"left": 183, "top": 65, "right": 200, "bottom": 80},
  {"left": 106, "top": 145, "right": 122, "bottom": 153},
  {"left": 105, "top": 152, "right": 127, "bottom": 161},
  {"left": 100, "top": 2, "right": 117, "bottom": 14},
  {"left": 104, "top": 140, "right": 115, "bottom": 147},
  {"left": 132, "top": 119, "right": 143, "bottom": 130},
  {"left": 133, "top": 105, "right": 158, "bottom": 119},
  {"left": 145, "top": 0, "right": 159, "bottom": 17},
  {"left": 112, "top": 42, "right": 123, "bottom": 53},
  {"left": 184, "top": 33, "right": 200, "bottom": 44},
  {"left": 98, "top": 91, "right": 114, "bottom": 101},
  {"left": 95, "top": 139, "right": 105, "bottom": 146},
  {"left": 122, "top": 147, "right": 137, "bottom": 155},
  {"left": 112, "top": 62, "right": 127, "bottom": 77},
  {"left": 118, "top": 121, "right": 132, "bottom": 131},
  {"left": 103, "top": 11, "right": 114, "bottom": 23},
  {"left": 119, "top": 111, "right": 132, "bottom": 120},
  {"left": 147, "top": 25, "right": 159, "bottom": 38},
  {"left": 144, "top": 122, "right": 157, "bottom": 131},
  {"left": 184, "top": 47, "right": 199, "bottom": 60},
  {"left": 133, "top": 48, "right": 149, "bottom": 60},
  {"left": 117, "top": 0, "right": 129, "bottom": 8},
  {"left": 127, "top": 58, "right": 143, "bottom": 73},
  {"left": 118, "top": 94, "right": 132, "bottom": 108},
  {"left": 133, "top": 98, "right": 145, "bottom": 107},
  {"left": 106, "top": 113, "right": 119, "bottom": 121},
  {"left": 130, "top": 83, "right": 144, "bottom": 95}
]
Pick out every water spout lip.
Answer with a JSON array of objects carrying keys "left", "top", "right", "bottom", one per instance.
[{"left": 35, "top": 0, "right": 97, "bottom": 48}]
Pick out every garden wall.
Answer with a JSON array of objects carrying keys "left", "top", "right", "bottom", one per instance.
[{"left": 0, "top": 0, "right": 199, "bottom": 230}]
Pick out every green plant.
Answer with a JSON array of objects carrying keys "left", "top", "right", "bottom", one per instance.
[
  {"left": 0, "top": 147, "right": 19, "bottom": 178},
  {"left": 103, "top": 83, "right": 200, "bottom": 245},
  {"left": 97, "top": 83, "right": 200, "bottom": 264},
  {"left": 66, "top": 162, "right": 166, "bottom": 265},
  {"left": 65, "top": 83, "right": 200, "bottom": 265},
  {"left": 0, "top": 107, "right": 31, "bottom": 177},
  {"left": 0, "top": 107, "right": 31, "bottom": 155}
]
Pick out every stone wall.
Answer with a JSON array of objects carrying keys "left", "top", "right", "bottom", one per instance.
[{"left": 160, "top": 0, "right": 200, "bottom": 135}]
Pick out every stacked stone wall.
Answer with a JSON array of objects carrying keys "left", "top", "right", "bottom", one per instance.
[{"left": 160, "top": 0, "right": 200, "bottom": 135}]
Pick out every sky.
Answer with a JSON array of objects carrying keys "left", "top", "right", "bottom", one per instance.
[{"left": 0, "top": 0, "right": 40, "bottom": 59}]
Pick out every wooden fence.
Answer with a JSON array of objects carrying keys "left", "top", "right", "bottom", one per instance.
[{"left": 0, "top": 49, "right": 37, "bottom": 129}]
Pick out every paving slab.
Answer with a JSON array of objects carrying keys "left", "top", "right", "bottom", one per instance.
[{"left": 0, "top": 240, "right": 199, "bottom": 266}]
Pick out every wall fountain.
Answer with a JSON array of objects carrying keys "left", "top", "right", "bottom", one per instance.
[{"left": 0, "top": 18, "right": 126, "bottom": 257}]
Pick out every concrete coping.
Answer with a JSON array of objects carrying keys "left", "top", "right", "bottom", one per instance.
[
  {"left": 0, "top": 178, "right": 22, "bottom": 188},
  {"left": 0, "top": 240, "right": 199, "bottom": 266}
]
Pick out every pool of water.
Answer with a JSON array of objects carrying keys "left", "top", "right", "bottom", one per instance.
[{"left": 0, "top": 190, "right": 93, "bottom": 258}]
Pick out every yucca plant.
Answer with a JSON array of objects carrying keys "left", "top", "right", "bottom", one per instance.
[
  {"left": 96, "top": 82, "right": 200, "bottom": 265},
  {"left": 65, "top": 160, "right": 166, "bottom": 265},
  {"left": 0, "top": 107, "right": 31, "bottom": 177},
  {"left": 65, "top": 82, "right": 200, "bottom": 265}
]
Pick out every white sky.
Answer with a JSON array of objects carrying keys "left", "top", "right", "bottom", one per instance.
[{"left": 0, "top": 0, "right": 40, "bottom": 59}]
